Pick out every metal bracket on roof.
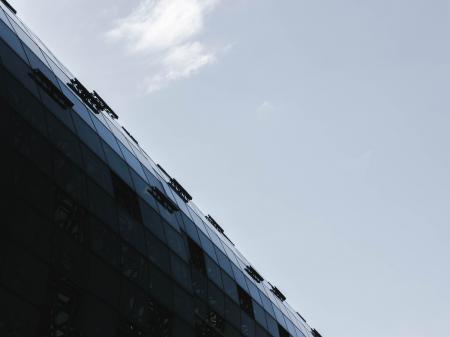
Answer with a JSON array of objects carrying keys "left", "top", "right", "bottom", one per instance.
[
  {"left": 169, "top": 178, "right": 192, "bottom": 203},
  {"left": 156, "top": 164, "right": 192, "bottom": 203},
  {"left": 245, "top": 265, "right": 264, "bottom": 283},
  {"left": 206, "top": 215, "right": 224, "bottom": 234},
  {"left": 1, "top": 0, "right": 17, "bottom": 14},
  {"left": 311, "top": 329, "right": 323, "bottom": 337},
  {"left": 205, "top": 214, "right": 235, "bottom": 245},
  {"left": 147, "top": 186, "right": 179, "bottom": 213},
  {"left": 68, "top": 78, "right": 118, "bottom": 119},
  {"left": 92, "top": 90, "right": 118, "bottom": 119},
  {"left": 122, "top": 127, "right": 139, "bottom": 145},
  {"left": 297, "top": 312, "right": 307, "bottom": 323},
  {"left": 156, "top": 164, "right": 172, "bottom": 180},
  {"left": 270, "top": 284, "right": 287, "bottom": 302}
]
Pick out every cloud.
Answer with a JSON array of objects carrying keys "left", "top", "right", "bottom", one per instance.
[
  {"left": 257, "top": 101, "right": 274, "bottom": 111},
  {"left": 107, "top": 0, "right": 221, "bottom": 92},
  {"left": 144, "top": 41, "right": 216, "bottom": 92},
  {"left": 256, "top": 101, "right": 275, "bottom": 121}
]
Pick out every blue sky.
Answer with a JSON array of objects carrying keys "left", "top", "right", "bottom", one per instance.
[{"left": 13, "top": 1, "right": 450, "bottom": 336}]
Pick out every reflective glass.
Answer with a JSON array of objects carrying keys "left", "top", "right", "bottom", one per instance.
[
  {"left": 261, "top": 293, "right": 275, "bottom": 317},
  {"left": 180, "top": 213, "right": 201, "bottom": 244},
  {"left": 73, "top": 112, "right": 105, "bottom": 160},
  {"left": 92, "top": 115, "right": 122, "bottom": 155},
  {"left": 215, "top": 246, "right": 234, "bottom": 276},
  {"left": 198, "top": 230, "right": 218, "bottom": 263},
  {"left": 266, "top": 314, "right": 280, "bottom": 337},
  {"left": 273, "top": 305, "right": 287, "bottom": 330},
  {"left": 241, "top": 311, "right": 255, "bottom": 337},
  {"left": 0, "top": 8, "right": 12, "bottom": 29},
  {"left": 170, "top": 253, "right": 192, "bottom": 292},
  {"left": 205, "top": 254, "right": 223, "bottom": 288},
  {"left": 208, "top": 282, "right": 225, "bottom": 315},
  {"left": 145, "top": 230, "right": 170, "bottom": 273},
  {"left": 102, "top": 141, "right": 133, "bottom": 186},
  {"left": 0, "top": 16, "right": 27, "bottom": 61},
  {"left": 252, "top": 300, "right": 267, "bottom": 329},
  {"left": 221, "top": 270, "right": 239, "bottom": 303},
  {"left": 139, "top": 199, "right": 166, "bottom": 241},
  {"left": 232, "top": 263, "right": 249, "bottom": 291},
  {"left": 246, "top": 278, "right": 263, "bottom": 306},
  {"left": 164, "top": 224, "right": 188, "bottom": 260},
  {"left": 118, "top": 137, "right": 147, "bottom": 180}
]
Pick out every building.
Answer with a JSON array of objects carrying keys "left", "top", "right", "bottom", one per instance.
[{"left": 0, "top": 1, "right": 324, "bottom": 337}]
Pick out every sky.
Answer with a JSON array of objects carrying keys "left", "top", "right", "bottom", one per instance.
[{"left": 10, "top": 1, "right": 450, "bottom": 336}]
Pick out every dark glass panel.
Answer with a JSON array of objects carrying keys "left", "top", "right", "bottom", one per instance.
[
  {"left": 224, "top": 323, "right": 241, "bottom": 337},
  {"left": 120, "top": 242, "right": 148, "bottom": 290},
  {"left": 118, "top": 140, "right": 146, "bottom": 179},
  {"left": 173, "top": 285, "right": 194, "bottom": 324},
  {"left": 112, "top": 171, "right": 143, "bottom": 223},
  {"left": 224, "top": 296, "right": 241, "bottom": 330},
  {"left": 118, "top": 209, "right": 146, "bottom": 255},
  {"left": 205, "top": 254, "right": 223, "bottom": 288},
  {"left": 120, "top": 278, "right": 148, "bottom": 326},
  {"left": 0, "top": 242, "right": 48, "bottom": 306},
  {"left": 198, "top": 230, "right": 218, "bottom": 262},
  {"left": 181, "top": 213, "right": 201, "bottom": 244},
  {"left": 81, "top": 142, "right": 113, "bottom": 195},
  {"left": 207, "top": 282, "right": 225, "bottom": 316},
  {"left": 278, "top": 324, "right": 290, "bottom": 337},
  {"left": 255, "top": 324, "right": 270, "bottom": 337},
  {"left": 4, "top": 199, "right": 53, "bottom": 261},
  {"left": 73, "top": 111, "right": 105, "bottom": 160},
  {"left": 215, "top": 246, "right": 234, "bottom": 276},
  {"left": 170, "top": 253, "right": 192, "bottom": 292},
  {"left": 172, "top": 317, "right": 193, "bottom": 337},
  {"left": 53, "top": 189, "right": 87, "bottom": 244},
  {"left": 191, "top": 268, "right": 207, "bottom": 301},
  {"left": 253, "top": 300, "right": 268, "bottom": 330},
  {"left": 92, "top": 115, "right": 122, "bottom": 154},
  {"left": 0, "top": 287, "right": 40, "bottom": 337},
  {"left": 221, "top": 270, "right": 239, "bottom": 303},
  {"left": 148, "top": 264, "right": 173, "bottom": 310},
  {"left": 51, "top": 226, "right": 89, "bottom": 286},
  {"left": 246, "top": 279, "right": 263, "bottom": 305},
  {"left": 165, "top": 224, "right": 188, "bottom": 260},
  {"left": 102, "top": 140, "right": 133, "bottom": 186},
  {"left": 232, "top": 264, "right": 249, "bottom": 292},
  {"left": 187, "top": 237, "right": 206, "bottom": 273},
  {"left": 89, "top": 216, "right": 121, "bottom": 269},
  {"left": 53, "top": 150, "right": 88, "bottom": 206},
  {"left": 47, "top": 113, "right": 82, "bottom": 165},
  {"left": 237, "top": 286, "right": 254, "bottom": 318},
  {"left": 87, "top": 179, "right": 118, "bottom": 232},
  {"left": 76, "top": 294, "right": 118, "bottom": 337},
  {"left": 145, "top": 231, "right": 171, "bottom": 274},
  {"left": 87, "top": 253, "right": 120, "bottom": 308},
  {"left": 241, "top": 311, "right": 256, "bottom": 337},
  {"left": 139, "top": 198, "right": 166, "bottom": 241},
  {"left": 266, "top": 314, "right": 280, "bottom": 337}
]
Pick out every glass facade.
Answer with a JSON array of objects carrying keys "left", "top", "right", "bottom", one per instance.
[{"left": 0, "top": 3, "right": 323, "bottom": 337}]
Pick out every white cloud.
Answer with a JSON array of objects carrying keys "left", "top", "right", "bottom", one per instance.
[
  {"left": 108, "top": 0, "right": 221, "bottom": 92},
  {"left": 256, "top": 100, "right": 275, "bottom": 120},
  {"left": 257, "top": 101, "right": 274, "bottom": 112},
  {"left": 145, "top": 41, "right": 216, "bottom": 92}
]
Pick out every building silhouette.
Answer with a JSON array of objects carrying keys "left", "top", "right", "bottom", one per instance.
[{"left": 0, "top": 1, "right": 324, "bottom": 337}]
